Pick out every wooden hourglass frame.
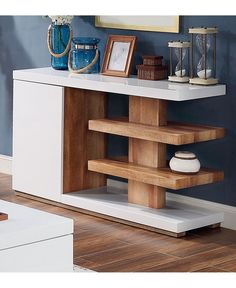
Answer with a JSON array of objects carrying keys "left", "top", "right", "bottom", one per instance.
[
  {"left": 168, "top": 41, "right": 191, "bottom": 83},
  {"left": 189, "top": 27, "right": 218, "bottom": 85}
]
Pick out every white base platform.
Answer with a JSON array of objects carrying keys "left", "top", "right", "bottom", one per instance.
[
  {"left": 61, "top": 186, "right": 224, "bottom": 234},
  {"left": 0, "top": 200, "right": 74, "bottom": 272}
]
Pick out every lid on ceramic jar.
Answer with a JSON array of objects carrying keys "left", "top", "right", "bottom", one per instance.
[{"left": 174, "top": 151, "right": 197, "bottom": 160}]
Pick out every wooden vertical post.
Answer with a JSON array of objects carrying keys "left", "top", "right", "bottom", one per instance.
[
  {"left": 63, "top": 87, "right": 107, "bottom": 193},
  {"left": 128, "top": 96, "right": 167, "bottom": 208}
]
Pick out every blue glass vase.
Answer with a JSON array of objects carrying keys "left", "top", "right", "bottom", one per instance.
[
  {"left": 69, "top": 37, "right": 100, "bottom": 73},
  {"left": 49, "top": 23, "right": 72, "bottom": 70}
]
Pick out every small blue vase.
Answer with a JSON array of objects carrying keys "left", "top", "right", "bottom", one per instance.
[
  {"left": 69, "top": 37, "right": 100, "bottom": 73},
  {"left": 49, "top": 23, "right": 71, "bottom": 70}
]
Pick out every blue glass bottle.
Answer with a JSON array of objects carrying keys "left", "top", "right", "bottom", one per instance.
[
  {"left": 69, "top": 37, "right": 100, "bottom": 73},
  {"left": 50, "top": 23, "right": 71, "bottom": 70}
]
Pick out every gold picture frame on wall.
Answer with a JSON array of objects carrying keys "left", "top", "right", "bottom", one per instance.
[{"left": 95, "top": 16, "right": 179, "bottom": 33}]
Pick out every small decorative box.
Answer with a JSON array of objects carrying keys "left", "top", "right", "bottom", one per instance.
[
  {"left": 137, "top": 64, "right": 168, "bottom": 81},
  {"left": 142, "top": 55, "right": 163, "bottom": 66}
]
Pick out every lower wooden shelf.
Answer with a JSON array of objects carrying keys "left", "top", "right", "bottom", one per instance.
[{"left": 88, "top": 159, "right": 224, "bottom": 190}]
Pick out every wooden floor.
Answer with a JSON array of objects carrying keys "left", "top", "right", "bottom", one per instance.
[{"left": 1, "top": 173, "right": 236, "bottom": 272}]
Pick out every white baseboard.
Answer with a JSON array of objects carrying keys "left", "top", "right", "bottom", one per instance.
[
  {"left": 0, "top": 154, "right": 12, "bottom": 175},
  {"left": 107, "top": 179, "right": 236, "bottom": 231}
]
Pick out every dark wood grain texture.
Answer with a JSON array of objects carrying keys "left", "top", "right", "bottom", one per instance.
[
  {"left": 142, "top": 246, "right": 236, "bottom": 272},
  {"left": 195, "top": 266, "right": 225, "bottom": 272},
  {"left": 1, "top": 173, "right": 236, "bottom": 272},
  {"left": 213, "top": 256, "right": 236, "bottom": 272}
]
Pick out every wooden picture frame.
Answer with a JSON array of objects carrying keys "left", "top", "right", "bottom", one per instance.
[
  {"left": 96, "top": 16, "right": 179, "bottom": 33},
  {"left": 101, "top": 35, "right": 137, "bottom": 77}
]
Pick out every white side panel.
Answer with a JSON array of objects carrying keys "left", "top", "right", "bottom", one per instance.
[
  {"left": 12, "top": 80, "right": 64, "bottom": 201},
  {"left": 0, "top": 235, "right": 73, "bottom": 272}
]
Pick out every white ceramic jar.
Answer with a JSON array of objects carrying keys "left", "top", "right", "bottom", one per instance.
[{"left": 169, "top": 151, "right": 201, "bottom": 174}]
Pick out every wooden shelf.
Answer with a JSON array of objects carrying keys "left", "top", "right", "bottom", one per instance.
[
  {"left": 89, "top": 117, "right": 225, "bottom": 145},
  {"left": 88, "top": 159, "right": 224, "bottom": 190}
]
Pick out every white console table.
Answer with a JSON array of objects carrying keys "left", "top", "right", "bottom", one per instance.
[
  {"left": 12, "top": 67, "right": 226, "bottom": 237},
  {"left": 0, "top": 200, "right": 73, "bottom": 272}
]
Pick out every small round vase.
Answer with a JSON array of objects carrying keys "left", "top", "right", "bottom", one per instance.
[
  {"left": 69, "top": 37, "right": 100, "bottom": 74},
  {"left": 169, "top": 151, "right": 200, "bottom": 174}
]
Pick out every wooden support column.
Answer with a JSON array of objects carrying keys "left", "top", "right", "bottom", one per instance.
[
  {"left": 63, "top": 87, "right": 107, "bottom": 193},
  {"left": 128, "top": 96, "right": 167, "bottom": 208}
]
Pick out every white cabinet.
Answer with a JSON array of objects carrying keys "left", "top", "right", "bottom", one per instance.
[{"left": 12, "top": 80, "right": 64, "bottom": 201}]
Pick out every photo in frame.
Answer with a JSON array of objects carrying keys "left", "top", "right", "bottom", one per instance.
[{"left": 101, "top": 35, "right": 137, "bottom": 77}]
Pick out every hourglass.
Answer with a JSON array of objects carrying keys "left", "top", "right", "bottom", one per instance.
[
  {"left": 189, "top": 27, "right": 218, "bottom": 85},
  {"left": 168, "top": 41, "right": 190, "bottom": 83}
]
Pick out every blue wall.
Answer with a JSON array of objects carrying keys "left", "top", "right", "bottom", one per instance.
[{"left": 0, "top": 16, "right": 235, "bottom": 206}]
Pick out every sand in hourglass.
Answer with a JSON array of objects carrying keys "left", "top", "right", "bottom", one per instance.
[
  {"left": 197, "top": 69, "right": 212, "bottom": 79},
  {"left": 175, "top": 69, "right": 186, "bottom": 77}
]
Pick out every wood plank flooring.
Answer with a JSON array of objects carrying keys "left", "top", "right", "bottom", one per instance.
[{"left": 1, "top": 173, "right": 236, "bottom": 272}]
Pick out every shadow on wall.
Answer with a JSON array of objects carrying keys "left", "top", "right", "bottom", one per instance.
[{"left": 0, "top": 16, "right": 33, "bottom": 156}]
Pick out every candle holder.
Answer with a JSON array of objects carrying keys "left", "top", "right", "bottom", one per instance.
[
  {"left": 189, "top": 27, "right": 218, "bottom": 85},
  {"left": 168, "top": 41, "right": 190, "bottom": 83}
]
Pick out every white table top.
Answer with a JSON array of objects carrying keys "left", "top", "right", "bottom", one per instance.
[
  {"left": 0, "top": 200, "right": 73, "bottom": 250},
  {"left": 13, "top": 67, "right": 226, "bottom": 101}
]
